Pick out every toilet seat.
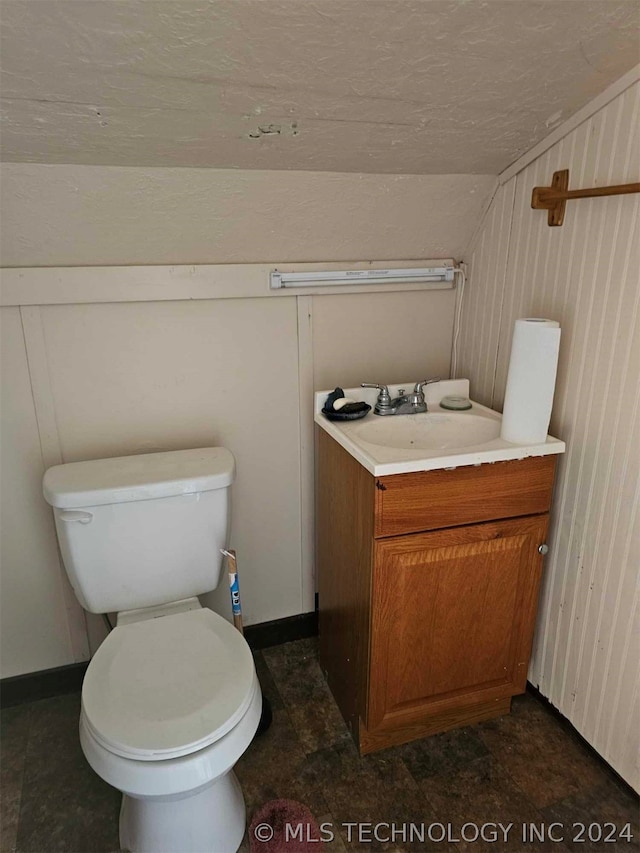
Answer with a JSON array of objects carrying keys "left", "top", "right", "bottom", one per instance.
[{"left": 82, "top": 608, "right": 255, "bottom": 761}]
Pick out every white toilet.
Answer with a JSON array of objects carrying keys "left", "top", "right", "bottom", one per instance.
[{"left": 43, "top": 447, "right": 261, "bottom": 853}]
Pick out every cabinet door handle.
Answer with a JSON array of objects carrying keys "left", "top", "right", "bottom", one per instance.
[{"left": 538, "top": 543, "right": 549, "bottom": 555}]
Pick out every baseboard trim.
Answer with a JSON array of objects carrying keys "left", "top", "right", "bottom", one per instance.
[
  {"left": 244, "top": 609, "right": 318, "bottom": 650},
  {"left": 1, "top": 609, "right": 320, "bottom": 708},
  {"left": 1, "top": 661, "right": 89, "bottom": 708}
]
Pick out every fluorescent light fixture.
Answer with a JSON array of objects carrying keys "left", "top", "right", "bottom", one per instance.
[{"left": 270, "top": 266, "right": 455, "bottom": 289}]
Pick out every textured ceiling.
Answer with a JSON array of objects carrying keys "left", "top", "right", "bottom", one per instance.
[{"left": 1, "top": 0, "right": 638, "bottom": 174}]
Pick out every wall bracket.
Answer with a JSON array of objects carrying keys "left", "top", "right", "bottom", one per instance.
[{"left": 531, "top": 169, "right": 640, "bottom": 226}]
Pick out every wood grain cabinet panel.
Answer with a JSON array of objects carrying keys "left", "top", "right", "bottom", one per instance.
[
  {"left": 367, "top": 516, "right": 548, "bottom": 736},
  {"left": 317, "top": 429, "right": 374, "bottom": 735},
  {"left": 374, "top": 455, "right": 556, "bottom": 537},
  {"left": 316, "top": 428, "right": 557, "bottom": 754}
]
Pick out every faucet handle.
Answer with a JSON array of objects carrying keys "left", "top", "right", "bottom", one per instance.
[
  {"left": 413, "top": 378, "right": 440, "bottom": 394},
  {"left": 362, "top": 382, "right": 390, "bottom": 398},
  {"left": 361, "top": 383, "right": 392, "bottom": 411}
]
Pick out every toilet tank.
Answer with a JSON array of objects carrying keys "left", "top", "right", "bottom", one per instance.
[{"left": 43, "top": 448, "right": 235, "bottom": 614}]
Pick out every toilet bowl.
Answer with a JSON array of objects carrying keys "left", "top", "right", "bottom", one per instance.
[
  {"left": 80, "top": 604, "right": 261, "bottom": 852},
  {"left": 42, "top": 447, "right": 258, "bottom": 852}
]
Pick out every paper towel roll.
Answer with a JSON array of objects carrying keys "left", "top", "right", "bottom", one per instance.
[{"left": 501, "top": 318, "right": 561, "bottom": 444}]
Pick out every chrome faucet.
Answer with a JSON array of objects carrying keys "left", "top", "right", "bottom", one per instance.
[{"left": 361, "top": 379, "right": 440, "bottom": 416}]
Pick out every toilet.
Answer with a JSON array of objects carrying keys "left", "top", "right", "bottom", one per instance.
[{"left": 42, "top": 447, "right": 261, "bottom": 853}]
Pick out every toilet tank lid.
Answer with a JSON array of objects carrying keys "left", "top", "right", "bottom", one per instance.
[{"left": 43, "top": 447, "right": 235, "bottom": 509}]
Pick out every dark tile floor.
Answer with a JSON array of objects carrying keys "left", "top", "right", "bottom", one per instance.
[{"left": 1, "top": 638, "right": 637, "bottom": 853}]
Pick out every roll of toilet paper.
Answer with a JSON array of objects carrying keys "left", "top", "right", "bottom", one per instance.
[{"left": 501, "top": 318, "right": 561, "bottom": 444}]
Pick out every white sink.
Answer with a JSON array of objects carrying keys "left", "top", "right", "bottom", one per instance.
[
  {"left": 314, "top": 379, "right": 565, "bottom": 476},
  {"left": 353, "top": 412, "right": 500, "bottom": 451}
]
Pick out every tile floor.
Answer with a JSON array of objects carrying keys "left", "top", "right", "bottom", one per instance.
[{"left": 1, "top": 638, "right": 638, "bottom": 853}]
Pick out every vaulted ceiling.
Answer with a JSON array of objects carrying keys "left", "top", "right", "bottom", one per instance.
[{"left": 1, "top": 1, "right": 638, "bottom": 174}]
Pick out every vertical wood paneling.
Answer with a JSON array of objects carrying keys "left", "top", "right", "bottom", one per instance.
[
  {"left": 457, "top": 178, "right": 515, "bottom": 406},
  {"left": 459, "top": 81, "right": 640, "bottom": 791}
]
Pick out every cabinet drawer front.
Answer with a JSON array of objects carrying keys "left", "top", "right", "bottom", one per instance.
[{"left": 374, "top": 455, "right": 556, "bottom": 537}]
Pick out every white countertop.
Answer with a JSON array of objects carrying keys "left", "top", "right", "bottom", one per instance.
[{"left": 314, "top": 379, "right": 565, "bottom": 476}]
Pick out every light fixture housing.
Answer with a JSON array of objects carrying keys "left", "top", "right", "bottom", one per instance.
[{"left": 269, "top": 266, "right": 455, "bottom": 289}]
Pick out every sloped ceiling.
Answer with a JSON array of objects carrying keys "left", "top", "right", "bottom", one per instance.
[{"left": 1, "top": 0, "right": 638, "bottom": 175}]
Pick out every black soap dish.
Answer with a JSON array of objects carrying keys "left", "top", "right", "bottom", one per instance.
[
  {"left": 322, "top": 386, "right": 371, "bottom": 420},
  {"left": 322, "top": 403, "right": 371, "bottom": 421}
]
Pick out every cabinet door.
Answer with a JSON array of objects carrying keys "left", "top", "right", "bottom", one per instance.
[{"left": 367, "top": 515, "right": 548, "bottom": 731}]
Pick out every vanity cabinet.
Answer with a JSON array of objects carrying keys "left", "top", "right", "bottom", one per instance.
[{"left": 316, "top": 428, "right": 557, "bottom": 754}]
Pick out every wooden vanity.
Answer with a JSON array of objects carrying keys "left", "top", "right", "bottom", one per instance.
[{"left": 316, "top": 427, "right": 557, "bottom": 754}]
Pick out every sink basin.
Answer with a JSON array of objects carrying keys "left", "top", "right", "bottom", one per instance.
[
  {"left": 314, "top": 380, "right": 565, "bottom": 476},
  {"left": 352, "top": 412, "right": 500, "bottom": 451}
]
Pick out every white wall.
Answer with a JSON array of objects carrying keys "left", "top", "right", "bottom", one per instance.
[
  {"left": 457, "top": 79, "right": 639, "bottom": 790},
  {"left": 0, "top": 165, "right": 494, "bottom": 267},
  {"left": 0, "top": 166, "right": 487, "bottom": 678},
  {"left": 0, "top": 308, "right": 87, "bottom": 674},
  {"left": 311, "top": 289, "right": 454, "bottom": 390}
]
